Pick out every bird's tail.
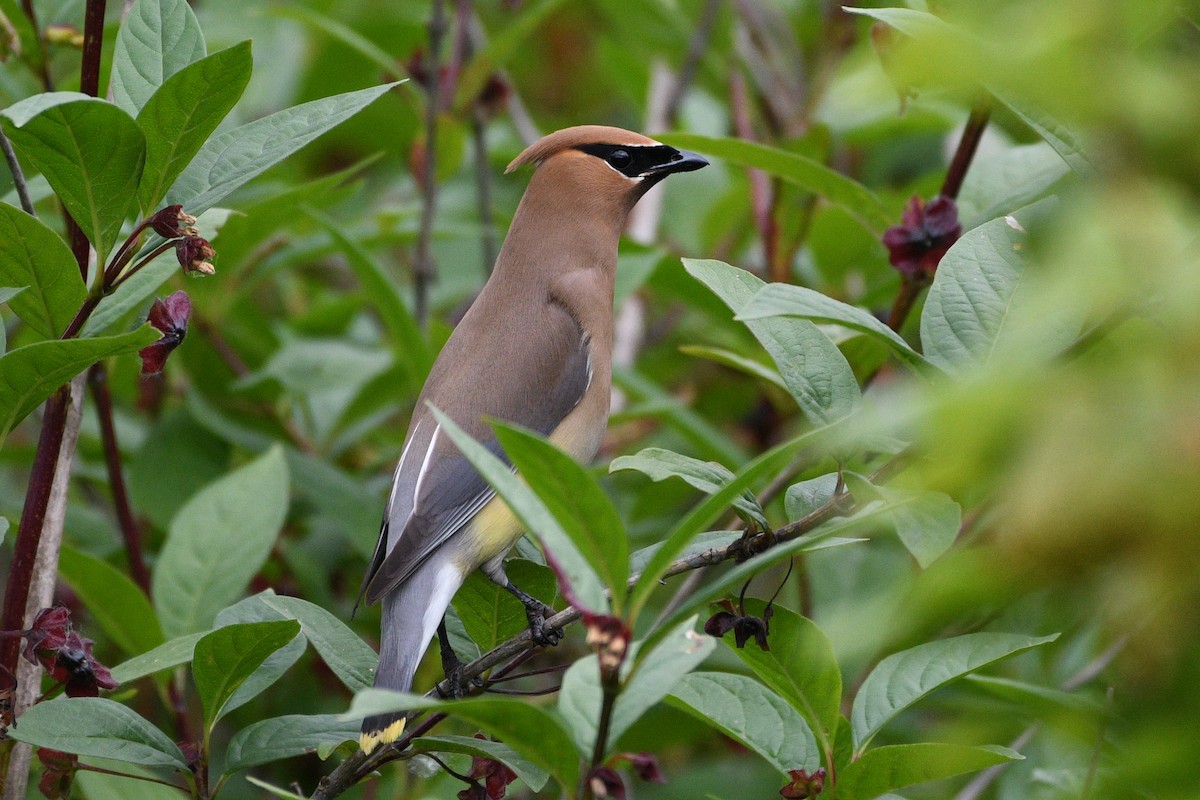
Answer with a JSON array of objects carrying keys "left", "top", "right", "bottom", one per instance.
[{"left": 360, "top": 557, "right": 465, "bottom": 754}]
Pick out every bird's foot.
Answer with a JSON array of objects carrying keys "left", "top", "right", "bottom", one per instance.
[
  {"left": 505, "top": 582, "right": 563, "bottom": 647},
  {"left": 436, "top": 618, "right": 484, "bottom": 699}
]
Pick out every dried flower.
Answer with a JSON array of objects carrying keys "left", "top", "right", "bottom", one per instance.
[
  {"left": 175, "top": 235, "right": 216, "bottom": 276},
  {"left": 36, "top": 749, "right": 77, "bottom": 800},
  {"left": 613, "top": 752, "right": 666, "bottom": 784},
  {"left": 704, "top": 598, "right": 773, "bottom": 650},
  {"left": 139, "top": 291, "right": 191, "bottom": 375},
  {"left": 780, "top": 767, "right": 826, "bottom": 799},
  {"left": 456, "top": 734, "right": 518, "bottom": 800},
  {"left": 48, "top": 631, "right": 118, "bottom": 697},
  {"left": 21, "top": 606, "right": 70, "bottom": 665},
  {"left": 149, "top": 204, "right": 197, "bottom": 239},
  {"left": 882, "top": 194, "right": 962, "bottom": 278},
  {"left": 541, "top": 550, "right": 630, "bottom": 677}
]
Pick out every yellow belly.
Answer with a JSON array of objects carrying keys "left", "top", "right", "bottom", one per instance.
[{"left": 456, "top": 494, "right": 523, "bottom": 572}]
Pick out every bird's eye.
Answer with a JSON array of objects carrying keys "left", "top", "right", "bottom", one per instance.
[{"left": 607, "top": 149, "right": 632, "bottom": 169}]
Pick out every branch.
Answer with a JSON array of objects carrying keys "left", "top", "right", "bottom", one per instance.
[
  {"left": 88, "top": 364, "right": 151, "bottom": 593},
  {"left": 0, "top": 126, "right": 34, "bottom": 216},
  {"left": 312, "top": 450, "right": 910, "bottom": 799},
  {"left": 413, "top": 0, "right": 447, "bottom": 330}
]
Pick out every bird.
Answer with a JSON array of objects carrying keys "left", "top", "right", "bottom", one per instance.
[{"left": 356, "top": 125, "right": 708, "bottom": 754}]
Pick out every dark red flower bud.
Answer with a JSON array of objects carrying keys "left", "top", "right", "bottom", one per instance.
[
  {"left": 587, "top": 766, "right": 626, "bottom": 800},
  {"left": 148, "top": 205, "right": 197, "bottom": 239},
  {"left": 36, "top": 749, "right": 77, "bottom": 800},
  {"left": 882, "top": 194, "right": 962, "bottom": 278},
  {"left": 780, "top": 768, "right": 826, "bottom": 799},
  {"left": 613, "top": 752, "right": 666, "bottom": 784},
  {"left": 139, "top": 291, "right": 191, "bottom": 375}
]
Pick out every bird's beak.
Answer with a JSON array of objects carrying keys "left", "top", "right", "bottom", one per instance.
[{"left": 647, "top": 149, "right": 709, "bottom": 177}]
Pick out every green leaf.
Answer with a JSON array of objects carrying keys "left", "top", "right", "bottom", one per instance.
[
  {"left": 110, "top": 632, "right": 207, "bottom": 683},
  {"left": 659, "top": 135, "right": 891, "bottom": 234},
  {"left": 843, "top": 474, "right": 961, "bottom": 568},
  {"left": 346, "top": 690, "right": 581, "bottom": 791},
  {"left": 74, "top": 759, "right": 187, "bottom": 800},
  {"left": 136, "top": 41, "right": 253, "bottom": 210},
  {"left": 682, "top": 258, "right": 861, "bottom": 425},
  {"left": 493, "top": 423, "right": 630, "bottom": 608},
  {"left": 258, "top": 593, "right": 377, "bottom": 693},
  {"left": 920, "top": 202, "right": 1077, "bottom": 373},
  {"left": 212, "top": 597, "right": 309, "bottom": 718},
  {"left": 0, "top": 202, "right": 84, "bottom": 337},
  {"left": 721, "top": 600, "right": 841, "bottom": 766},
  {"left": 452, "top": 559, "right": 557, "bottom": 653},
  {"left": 166, "top": 82, "right": 401, "bottom": 216},
  {"left": 625, "top": 424, "right": 836, "bottom": 621},
  {"left": 8, "top": 698, "right": 187, "bottom": 768},
  {"left": 837, "top": 744, "right": 1022, "bottom": 800},
  {"left": 610, "top": 447, "right": 767, "bottom": 527},
  {"left": 557, "top": 616, "right": 714, "bottom": 754},
  {"left": 224, "top": 714, "right": 360, "bottom": 774},
  {"left": 127, "top": 407, "right": 232, "bottom": 531},
  {"left": 193, "top": 619, "right": 302, "bottom": 727},
  {"left": 851, "top": 631, "right": 1059, "bottom": 751},
  {"left": 667, "top": 672, "right": 820, "bottom": 774},
  {"left": 79, "top": 248, "right": 177, "bottom": 337},
  {"left": 110, "top": 0, "right": 207, "bottom": 115},
  {"left": 995, "top": 92, "right": 1096, "bottom": 178},
  {"left": 430, "top": 406, "right": 607, "bottom": 611},
  {"left": 1, "top": 94, "right": 146, "bottom": 261},
  {"left": 413, "top": 735, "right": 549, "bottom": 792},
  {"left": 57, "top": 546, "right": 165, "bottom": 657},
  {"left": 732, "top": 281, "right": 929, "bottom": 372},
  {"left": 152, "top": 446, "right": 290, "bottom": 637},
  {"left": 678, "top": 344, "right": 787, "bottom": 390},
  {"left": 307, "top": 208, "right": 431, "bottom": 382},
  {"left": 957, "top": 142, "right": 1071, "bottom": 227},
  {"left": 0, "top": 325, "right": 159, "bottom": 447},
  {"left": 784, "top": 473, "right": 839, "bottom": 522}
]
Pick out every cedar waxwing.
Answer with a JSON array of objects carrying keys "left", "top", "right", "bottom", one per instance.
[{"left": 356, "top": 125, "right": 707, "bottom": 753}]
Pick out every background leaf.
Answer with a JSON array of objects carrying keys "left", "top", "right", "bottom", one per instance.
[
  {"left": 58, "top": 546, "right": 165, "bottom": 657},
  {"left": 110, "top": 0, "right": 207, "bottom": 115},
  {"left": 851, "top": 632, "right": 1060, "bottom": 751},
  {"left": 837, "top": 744, "right": 1022, "bottom": 800},
  {"left": 152, "top": 446, "right": 290, "bottom": 637}
]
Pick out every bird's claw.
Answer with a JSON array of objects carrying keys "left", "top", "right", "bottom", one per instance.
[{"left": 525, "top": 602, "right": 563, "bottom": 647}]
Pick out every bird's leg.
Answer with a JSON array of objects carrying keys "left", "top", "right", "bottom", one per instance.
[
  {"left": 503, "top": 582, "right": 563, "bottom": 647},
  {"left": 435, "top": 618, "right": 482, "bottom": 698}
]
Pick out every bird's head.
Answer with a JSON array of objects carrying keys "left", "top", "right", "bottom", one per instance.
[{"left": 506, "top": 125, "right": 708, "bottom": 218}]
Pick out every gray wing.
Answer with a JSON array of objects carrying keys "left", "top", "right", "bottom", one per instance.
[{"left": 358, "top": 304, "right": 591, "bottom": 607}]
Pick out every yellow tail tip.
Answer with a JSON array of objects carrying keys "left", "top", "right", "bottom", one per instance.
[{"left": 359, "top": 717, "right": 407, "bottom": 755}]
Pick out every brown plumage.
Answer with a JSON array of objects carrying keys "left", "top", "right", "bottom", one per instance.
[{"left": 357, "top": 125, "right": 706, "bottom": 753}]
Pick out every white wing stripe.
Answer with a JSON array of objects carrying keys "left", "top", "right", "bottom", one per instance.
[
  {"left": 387, "top": 419, "right": 423, "bottom": 506},
  {"left": 412, "top": 423, "right": 441, "bottom": 507}
]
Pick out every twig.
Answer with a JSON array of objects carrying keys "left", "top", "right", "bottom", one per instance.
[
  {"left": 312, "top": 450, "right": 913, "bottom": 800},
  {"left": 730, "top": 71, "right": 778, "bottom": 280},
  {"left": 88, "top": 364, "right": 152, "bottom": 594},
  {"left": 413, "top": 0, "right": 447, "bottom": 330},
  {"left": 662, "top": 0, "right": 721, "bottom": 124},
  {"left": 19, "top": 0, "right": 52, "bottom": 91},
  {"left": 0, "top": 126, "right": 34, "bottom": 216}
]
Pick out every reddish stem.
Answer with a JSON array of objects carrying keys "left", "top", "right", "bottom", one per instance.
[
  {"left": 88, "top": 364, "right": 151, "bottom": 594},
  {"left": 941, "top": 101, "right": 991, "bottom": 200}
]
